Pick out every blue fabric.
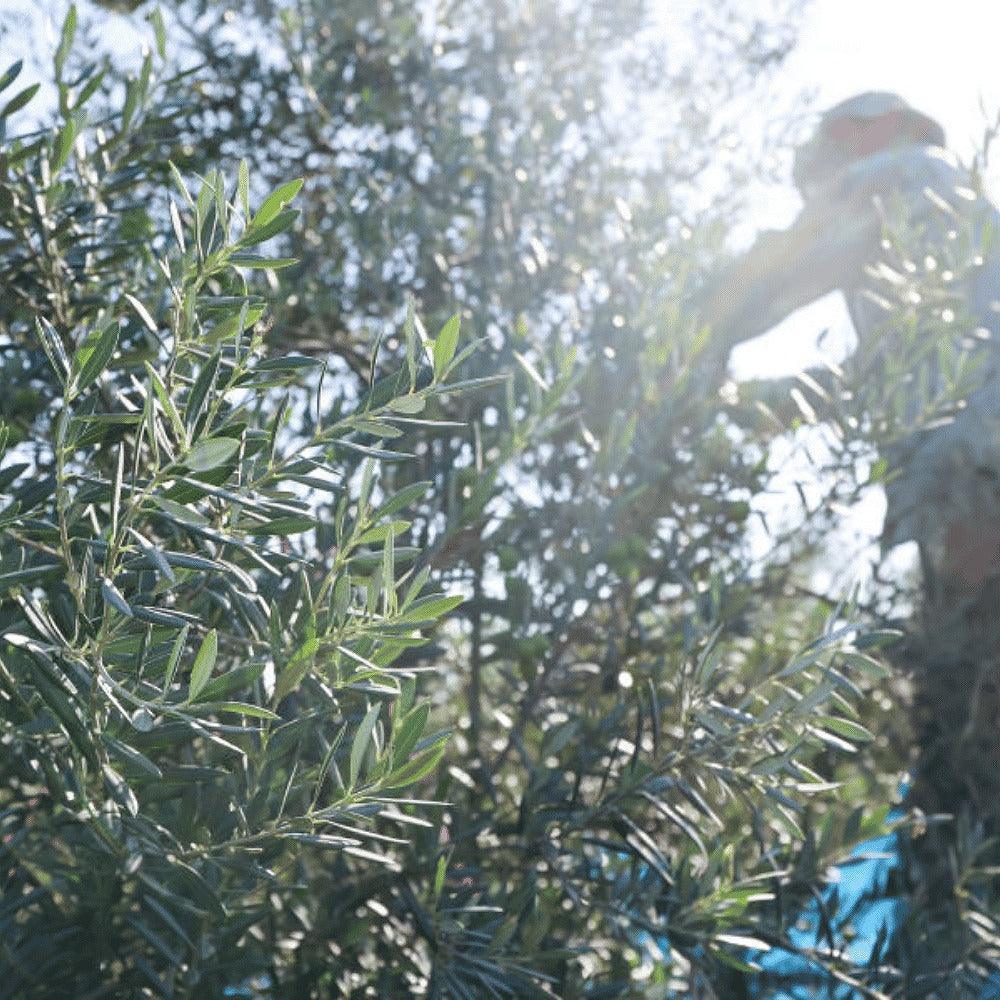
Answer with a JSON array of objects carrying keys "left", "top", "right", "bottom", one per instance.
[
  {"left": 752, "top": 828, "right": 904, "bottom": 998},
  {"left": 748, "top": 791, "right": 909, "bottom": 999}
]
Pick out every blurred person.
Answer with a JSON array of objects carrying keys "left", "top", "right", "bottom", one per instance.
[
  {"left": 707, "top": 92, "right": 1000, "bottom": 595},
  {"left": 707, "top": 93, "right": 1000, "bottom": 828}
]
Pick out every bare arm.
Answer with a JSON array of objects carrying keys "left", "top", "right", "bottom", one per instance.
[{"left": 704, "top": 191, "right": 880, "bottom": 358}]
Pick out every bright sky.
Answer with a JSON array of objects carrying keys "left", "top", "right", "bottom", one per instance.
[
  {"left": 792, "top": 0, "right": 1000, "bottom": 158},
  {"left": 11, "top": 1, "right": 1000, "bottom": 183}
]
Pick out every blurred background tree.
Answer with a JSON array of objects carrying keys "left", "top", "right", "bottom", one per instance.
[{"left": 6, "top": 0, "right": 999, "bottom": 996}]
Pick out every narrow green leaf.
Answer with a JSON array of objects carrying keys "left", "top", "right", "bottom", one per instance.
[
  {"left": 356, "top": 519, "right": 410, "bottom": 547},
  {"left": 166, "top": 858, "right": 226, "bottom": 919},
  {"left": 33, "top": 673, "right": 95, "bottom": 767},
  {"left": 273, "top": 635, "right": 318, "bottom": 704},
  {"left": 513, "top": 350, "right": 549, "bottom": 391},
  {"left": 815, "top": 715, "right": 874, "bottom": 742},
  {"left": 432, "top": 315, "right": 460, "bottom": 380},
  {"left": 0, "top": 461, "right": 26, "bottom": 492},
  {"left": 72, "top": 323, "right": 118, "bottom": 394},
  {"left": 215, "top": 702, "right": 279, "bottom": 721},
  {"left": 121, "top": 77, "right": 139, "bottom": 131},
  {"left": 386, "top": 743, "right": 446, "bottom": 788},
  {"left": 0, "top": 60, "right": 22, "bottom": 94},
  {"left": 433, "top": 854, "right": 447, "bottom": 899},
  {"left": 251, "top": 178, "right": 303, "bottom": 230},
  {"left": 35, "top": 316, "right": 70, "bottom": 385},
  {"left": 107, "top": 444, "right": 124, "bottom": 553},
  {"left": 74, "top": 66, "right": 106, "bottom": 109},
  {"left": 393, "top": 703, "right": 430, "bottom": 767},
  {"left": 101, "top": 578, "right": 133, "bottom": 618},
  {"left": 168, "top": 161, "right": 194, "bottom": 208},
  {"left": 187, "top": 628, "right": 218, "bottom": 702},
  {"left": 253, "top": 354, "right": 323, "bottom": 373},
  {"left": 426, "top": 373, "right": 509, "bottom": 396},
  {"left": 162, "top": 625, "right": 188, "bottom": 693},
  {"left": 398, "top": 676, "right": 416, "bottom": 716},
  {"left": 350, "top": 703, "right": 381, "bottom": 787},
  {"left": 382, "top": 523, "right": 396, "bottom": 614},
  {"left": 387, "top": 394, "right": 426, "bottom": 415},
  {"left": 54, "top": 5, "right": 77, "bottom": 80},
  {"left": 332, "top": 572, "right": 351, "bottom": 624},
  {"left": 126, "top": 293, "right": 158, "bottom": 333},
  {"left": 353, "top": 419, "right": 403, "bottom": 438},
  {"left": 195, "top": 171, "right": 214, "bottom": 230},
  {"left": 129, "top": 527, "right": 176, "bottom": 584},
  {"left": 396, "top": 593, "right": 464, "bottom": 623},
  {"left": 169, "top": 199, "right": 186, "bottom": 253},
  {"left": 404, "top": 299, "right": 419, "bottom": 390},
  {"left": 805, "top": 724, "right": 857, "bottom": 753},
  {"left": 237, "top": 158, "right": 250, "bottom": 217},
  {"left": 854, "top": 629, "right": 904, "bottom": 650},
  {"left": 715, "top": 933, "right": 770, "bottom": 952},
  {"left": 185, "top": 436, "right": 240, "bottom": 473},
  {"left": 246, "top": 515, "right": 315, "bottom": 536},
  {"left": 132, "top": 606, "right": 191, "bottom": 629},
  {"left": 402, "top": 566, "right": 431, "bottom": 610},
  {"left": 102, "top": 735, "right": 162, "bottom": 779},
  {"left": 0, "top": 564, "right": 61, "bottom": 592},
  {"left": 839, "top": 650, "right": 890, "bottom": 680},
  {"left": 193, "top": 661, "right": 264, "bottom": 704},
  {"left": 238, "top": 208, "right": 298, "bottom": 247},
  {"left": 149, "top": 6, "right": 167, "bottom": 59},
  {"left": 212, "top": 166, "right": 228, "bottom": 240},
  {"left": 372, "top": 481, "right": 431, "bottom": 522},
  {"left": 185, "top": 351, "right": 220, "bottom": 430},
  {"left": 151, "top": 495, "right": 209, "bottom": 526},
  {"left": 341, "top": 846, "right": 401, "bottom": 869},
  {"left": 145, "top": 363, "right": 186, "bottom": 444},
  {"left": 52, "top": 118, "right": 76, "bottom": 172},
  {"left": 229, "top": 252, "right": 297, "bottom": 270},
  {"left": 0, "top": 82, "right": 39, "bottom": 119}
]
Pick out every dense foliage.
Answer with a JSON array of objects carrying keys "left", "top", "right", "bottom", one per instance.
[
  {"left": 0, "top": 22, "right": 487, "bottom": 994},
  {"left": 3, "top": 1, "right": 1000, "bottom": 997}
]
